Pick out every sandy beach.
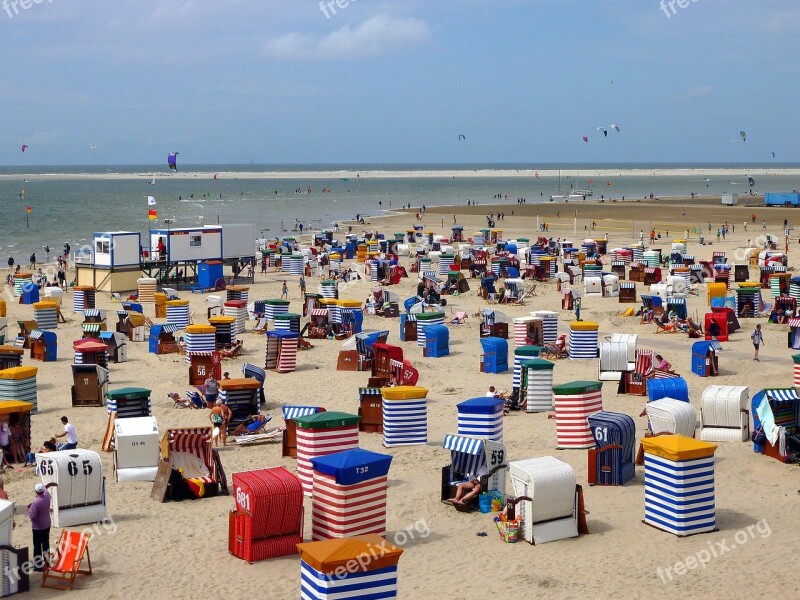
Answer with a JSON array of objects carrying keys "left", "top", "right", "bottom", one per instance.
[{"left": 3, "top": 197, "right": 799, "bottom": 600}]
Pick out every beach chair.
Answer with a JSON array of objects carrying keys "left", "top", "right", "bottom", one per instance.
[
  {"left": 654, "top": 319, "right": 679, "bottom": 334},
  {"left": 162, "top": 287, "right": 178, "bottom": 300},
  {"left": 41, "top": 530, "right": 92, "bottom": 591},
  {"left": 234, "top": 425, "right": 286, "bottom": 446},
  {"left": 251, "top": 317, "right": 268, "bottom": 334},
  {"left": 541, "top": 335, "right": 567, "bottom": 359},
  {"left": 449, "top": 311, "right": 468, "bottom": 325},
  {"left": 219, "top": 340, "right": 244, "bottom": 360}
]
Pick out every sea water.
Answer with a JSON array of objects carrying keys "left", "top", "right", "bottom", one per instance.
[{"left": 0, "top": 163, "right": 796, "bottom": 261}]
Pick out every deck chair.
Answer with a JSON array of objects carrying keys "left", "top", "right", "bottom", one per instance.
[
  {"left": 170, "top": 391, "right": 203, "bottom": 409},
  {"left": 449, "top": 311, "right": 469, "bottom": 325},
  {"left": 110, "top": 293, "right": 122, "bottom": 303},
  {"left": 41, "top": 530, "right": 92, "bottom": 591},
  {"left": 219, "top": 340, "right": 244, "bottom": 359},
  {"left": 162, "top": 287, "right": 178, "bottom": 300},
  {"left": 187, "top": 390, "right": 206, "bottom": 408},
  {"left": 233, "top": 425, "right": 285, "bottom": 445},
  {"left": 251, "top": 317, "right": 268, "bottom": 333},
  {"left": 758, "top": 302, "right": 773, "bottom": 318},
  {"left": 654, "top": 320, "right": 678, "bottom": 334},
  {"left": 526, "top": 283, "right": 538, "bottom": 297},
  {"left": 232, "top": 414, "right": 279, "bottom": 443},
  {"left": 541, "top": 335, "right": 567, "bottom": 359}
]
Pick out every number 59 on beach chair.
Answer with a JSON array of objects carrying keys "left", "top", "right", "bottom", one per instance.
[{"left": 41, "top": 530, "right": 92, "bottom": 590}]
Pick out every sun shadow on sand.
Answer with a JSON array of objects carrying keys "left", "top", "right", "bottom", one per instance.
[
  {"left": 585, "top": 519, "right": 613, "bottom": 534},
  {"left": 715, "top": 508, "right": 763, "bottom": 532},
  {"left": 383, "top": 530, "right": 446, "bottom": 549}
]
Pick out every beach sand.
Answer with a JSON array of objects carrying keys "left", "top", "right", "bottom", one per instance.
[{"left": 3, "top": 197, "right": 799, "bottom": 599}]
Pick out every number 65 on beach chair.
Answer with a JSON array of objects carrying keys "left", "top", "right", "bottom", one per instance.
[{"left": 41, "top": 530, "right": 92, "bottom": 590}]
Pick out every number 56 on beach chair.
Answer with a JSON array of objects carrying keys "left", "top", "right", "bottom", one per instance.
[{"left": 41, "top": 530, "right": 92, "bottom": 590}]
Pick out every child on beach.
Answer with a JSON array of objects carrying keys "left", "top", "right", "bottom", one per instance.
[{"left": 281, "top": 281, "right": 288, "bottom": 299}]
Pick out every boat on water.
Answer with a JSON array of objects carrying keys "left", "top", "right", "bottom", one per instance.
[
  {"left": 149, "top": 174, "right": 156, "bottom": 185},
  {"left": 572, "top": 189, "right": 593, "bottom": 197}
]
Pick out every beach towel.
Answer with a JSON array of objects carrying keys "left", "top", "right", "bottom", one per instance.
[{"left": 755, "top": 396, "right": 778, "bottom": 445}]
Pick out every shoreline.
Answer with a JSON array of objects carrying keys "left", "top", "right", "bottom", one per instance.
[{"left": 1, "top": 167, "right": 799, "bottom": 181}]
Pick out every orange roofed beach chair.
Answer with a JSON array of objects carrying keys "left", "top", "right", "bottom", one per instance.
[{"left": 41, "top": 530, "right": 92, "bottom": 591}]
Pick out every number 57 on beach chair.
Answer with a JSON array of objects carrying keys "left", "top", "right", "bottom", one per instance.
[{"left": 41, "top": 530, "right": 92, "bottom": 590}]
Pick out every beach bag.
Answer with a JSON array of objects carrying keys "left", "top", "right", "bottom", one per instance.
[
  {"left": 494, "top": 516, "right": 520, "bottom": 543},
  {"left": 479, "top": 490, "right": 503, "bottom": 514}
]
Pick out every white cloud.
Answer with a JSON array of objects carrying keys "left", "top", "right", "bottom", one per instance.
[{"left": 264, "top": 15, "right": 431, "bottom": 60}]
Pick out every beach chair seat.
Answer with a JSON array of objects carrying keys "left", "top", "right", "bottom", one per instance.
[
  {"left": 251, "top": 317, "right": 268, "bottom": 334},
  {"left": 187, "top": 390, "right": 206, "bottom": 409},
  {"left": 219, "top": 340, "right": 244, "bottom": 359},
  {"left": 449, "top": 311, "right": 469, "bottom": 325},
  {"left": 41, "top": 530, "right": 92, "bottom": 591},
  {"left": 234, "top": 426, "right": 286, "bottom": 446},
  {"left": 654, "top": 320, "right": 678, "bottom": 334}
]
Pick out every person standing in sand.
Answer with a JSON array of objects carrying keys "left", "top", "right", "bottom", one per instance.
[
  {"left": 281, "top": 280, "right": 288, "bottom": 299},
  {"left": 210, "top": 400, "right": 232, "bottom": 447},
  {"left": 28, "top": 482, "right": 58, "bottom": 572},
  {"left": 751, "top": 324, "right": 764, "bottom": 361}
]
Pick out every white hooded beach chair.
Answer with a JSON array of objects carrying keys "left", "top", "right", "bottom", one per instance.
[
  {"left": 508, "top": 456, "right": 580, "bottom": 545},
  {"left": 508, "top": 456, "right": 579, "bottom": 544},
  {"left": 699, "top": 385, "right": 750, "bottom": 442},
  {"left": 646, "top": 398, "right": 697, "bottom": 437},
  {"left": 35, "top": 449, "right": 107, "bottom": 527}
]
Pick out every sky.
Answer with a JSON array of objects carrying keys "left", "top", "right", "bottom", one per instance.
[{"left": 0, "top": 0, "right": 798, "bottom": 165}]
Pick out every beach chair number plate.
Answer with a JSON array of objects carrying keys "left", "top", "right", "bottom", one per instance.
[
  {"left": 235, "top": 487, "right": 251, "bottom": 511},
  {"left": 490, "top": 450, "right": 505, "bottom": 466}
]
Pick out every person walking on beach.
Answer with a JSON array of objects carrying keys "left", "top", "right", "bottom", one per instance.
[
  {"left": 43, "top": 245, "right": 49, "bottom": 263},
  {"left": 281, "top": 280, "right": 288, "bottom": 299},
  {"left": 29, "top": 253, "right": 36, "bottom": 269},
  {"left": 28, "top": 481, "right": 58, "bottom": 572},
  {"left": 299, "top": 276, "right": 306, "bottom": 296},
  {"left": 751, "top": 324, "right": 764, "bottom": 361},
  {"left": 6, "top": 256, "right": 13, "bottom": 272},
  {"left": 54, "top": 416, "right": 78, "bottom": 450}
]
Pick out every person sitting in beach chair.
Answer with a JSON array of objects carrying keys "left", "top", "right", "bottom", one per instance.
[
  {"left": 448, "top": 464, "right": 489, "bottom": 507},
  {"left": 251, "top": 317, "right": 268, "bottom": 333},
  {"left": 449, "top": 311, "right": 469, "bottom": 325},
  {"left": 541, "top": 334, "right": 567, "bottom": 359},
  {"left": 230, "top": 414, "right": 273, "bottom": 437},
  {"left": 169, "top": 391, "right": 205, "bottom": 409},
  {"left": 219, "top": 340, "right": 244, "bottom": 359}
]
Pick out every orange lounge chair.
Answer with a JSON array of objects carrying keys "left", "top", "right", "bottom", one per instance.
[{"left": 41, "top": 530, "right": 92, "bottom": 591}]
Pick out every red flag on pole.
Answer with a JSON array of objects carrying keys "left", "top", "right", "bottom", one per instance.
[{"left": 148, "top": 209, "right": 158, "bottom": 220}]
